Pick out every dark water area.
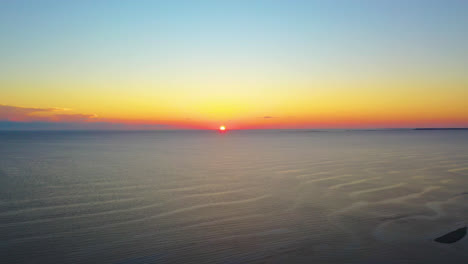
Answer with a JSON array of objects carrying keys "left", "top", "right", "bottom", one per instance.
[{"left": 1, "top": 130, "right": 468, "bottom": 263}]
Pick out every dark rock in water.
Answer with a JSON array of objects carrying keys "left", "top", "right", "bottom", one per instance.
[{"left": 434, "top": 227, "right": 467, "bottom": 244}]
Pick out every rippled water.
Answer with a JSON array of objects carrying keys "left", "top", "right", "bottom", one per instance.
[{"left": 1, "top": 130, "right": 468, "bottom": 263}]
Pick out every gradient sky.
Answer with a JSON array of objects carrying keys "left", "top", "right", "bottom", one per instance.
[{"left": 1, "top": 0, "right": 467, "bottom": 129}]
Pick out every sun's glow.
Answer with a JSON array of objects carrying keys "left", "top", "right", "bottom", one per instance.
[{"left": 219, "top": 125, "right": 226, "bottom": 131}]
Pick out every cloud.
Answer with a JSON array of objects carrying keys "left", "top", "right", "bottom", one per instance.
[
  {"left": 0, "top": 104, "right": 177, "bottom": 130},
  {"left": 49, "top": 114, "right": 98, "bottom": 122},
  {"left": 0, "top": 121, "right": 173, "bottom": 131},
  {"left": 0, "top": 105, "right": 56, "bottom": 120},
  {"left": 0, "top": 104, "right": 96, "bottom": 122},
  {"left": 260, "top": 116, "right": 277, "bottom": 119}
]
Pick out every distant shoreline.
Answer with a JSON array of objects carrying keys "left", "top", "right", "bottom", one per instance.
[{"left": 413, "top": 128, "right": 468, "bottom": 130}]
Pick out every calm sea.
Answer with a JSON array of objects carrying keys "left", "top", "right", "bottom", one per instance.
[{"left": 1, "top": 130, "right": 467, "bottom": 263}]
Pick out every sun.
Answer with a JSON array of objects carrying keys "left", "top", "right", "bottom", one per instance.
[{"left": 219, "top": 125, "right": 226, "bottom": 131}]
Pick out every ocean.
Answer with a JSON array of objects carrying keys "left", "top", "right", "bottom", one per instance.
[{"left": 1, "top": 130, "right": 467, "bottom": 263}]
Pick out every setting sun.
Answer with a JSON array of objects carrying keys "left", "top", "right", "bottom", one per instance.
[{"left": 219, "top": 125, "right": 226, "bottom": 131}]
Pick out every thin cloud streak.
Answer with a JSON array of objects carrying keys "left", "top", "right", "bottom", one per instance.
[
  {"left": 0, "top": 104, "right": 97, "bottom": 122},
  {"left": 0, "top": 104, "right": 180, "bottom": 130},
  {"left": 0, "top": 121, "right": 174, "bottom": 130}
]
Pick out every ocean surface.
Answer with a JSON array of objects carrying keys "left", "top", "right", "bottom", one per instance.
[{"left": 1, "top": 130, "right": 467, "bottom": 264}]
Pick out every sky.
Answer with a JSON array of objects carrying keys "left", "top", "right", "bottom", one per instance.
[{"left": 1, "top": 0, "right": 467, "bottom": 130}]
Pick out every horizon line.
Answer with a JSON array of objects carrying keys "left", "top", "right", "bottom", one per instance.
[{"left": 1, "top": 127, "right": 468, "bottom": 132}]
